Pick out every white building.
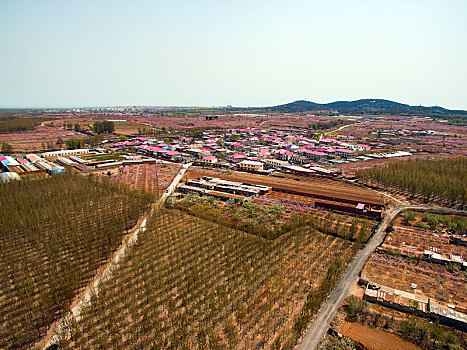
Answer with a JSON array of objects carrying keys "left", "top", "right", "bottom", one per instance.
[
  {"left": 238, "top": 160, "right": 264, "bottom": 171},
  {"left": 41, "top": 149, "right": 90, "bottom": 157}
]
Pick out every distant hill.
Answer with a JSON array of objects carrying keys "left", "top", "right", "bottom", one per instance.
[{"left": 267, "top": 99, "right": 467, "bottom": 116}]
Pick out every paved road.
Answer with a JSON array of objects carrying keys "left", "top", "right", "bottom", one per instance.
[{"left": 296, "top": 205, "right": 467, "bottom": 350}]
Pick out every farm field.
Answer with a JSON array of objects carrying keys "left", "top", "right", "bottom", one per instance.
[
  {"left": 383, "top": 224, "right": 466, "bottom": 258},
  {"left": 363, "top": 253, "right": 467, "bottom": 313},
  {"left": 116, "top": 112, "right": 333, "bottom": 130},
  {"left": 0, "top": 125, "right": 85, "bottom": 152},
  {"left": 80, "top": 153, "right": 125, "bottom": 162},
  {"left": 0, "top": 174, "right": 153, "bottom": 349},
  {"left": 186, "top": 168, "right": 384, "bottom": 207},
  {"left": 340, "top": 322, "right": 421, "bottom": 350},
  {"left": 356, "top": 156, "right": 467, "bottom": 208},
  {"left": 170, "top": 193, "right": 374, "bottom": 240},
  {"left": 56, "top": 209, "right": 356, "bottom": 349},
  {"left": 112, "top": 121, "right": 149, "bottom": 135},
  {"left": 106, "top": 163, "right": 182, "bottom": 197},
  {"left": 395, "top": 211, "right": 467, "bottom": 233},
  {"left": 253, "top": 195, "right": 375, "bottom": 241}
]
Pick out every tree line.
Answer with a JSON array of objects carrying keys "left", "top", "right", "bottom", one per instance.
[
  {"left": 0, "top": 116, "right": 43, "bottom": 133},
  {"left": 356, "top": 157, "right": 467, "bottom": 208},
  {"left": 92, "top": 121, "right": 115, "bottom": 134}
]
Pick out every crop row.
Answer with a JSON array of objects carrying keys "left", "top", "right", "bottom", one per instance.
[
  {"left": 106, "top": 163, "right": 181, "bottom": 197},
  {"left": 383, "top": 225, "right": 466, "bottom": 258},
  {"left": 57, "top": 209, "right": 356, "bottom": 349},
  {"left": 0, "top": 173, "right": 153, "bottom": 349},
  {"left": 170, "top": 193, "right": 373, "bottom": 242},
  {"left": 356, "top": 156, "right": 466, "bottom": 208}
]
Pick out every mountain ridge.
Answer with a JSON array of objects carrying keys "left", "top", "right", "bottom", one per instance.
[{"left": 266, "top": 99, "right": 467, "bottom": 116}]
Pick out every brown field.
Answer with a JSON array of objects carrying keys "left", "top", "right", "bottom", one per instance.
[
  {"left": 340, "top": 322, "right": 421, "bottom": 350},
  {"left": 136, "top": 113, "right": 344, "bottom": 130},
  {"left": 0, "top": 125, "right": 86, "bottom": 152},
  {"left": 112, "top": 121, "right": 149, "bottom": 135},
  {"left": 363, "top": 253, "right": 467, "bottom": 313},
  {"left": 185, "top": 167, "right": 384, "bottom": 207},
  {"left": 383, "top": 224, "right": 466, "bottom": 258}
]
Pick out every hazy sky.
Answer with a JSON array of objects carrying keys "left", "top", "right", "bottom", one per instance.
[{"left": 1, "top": 0, "right": 466, "bottom": 109}]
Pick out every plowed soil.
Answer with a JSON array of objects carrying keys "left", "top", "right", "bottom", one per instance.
[{"left": 340, "top": 322, "right": 420, "bottom": 350}]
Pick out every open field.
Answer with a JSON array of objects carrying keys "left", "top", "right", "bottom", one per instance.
[
  {"left": 186, "top": 168, "right": 384, "bottom": 207},
  {"left": 0, "top": 125, "right": 86, "bottom": 152},
  {"left": 340, "top": 322, "right": 421, "bottom": 350},
  {"left": 56, "top": 209, "right": 356, "bottom": 349},
  {"left": 105, "top": 163, "right": 182, "bottom": 197},
  {"left": 363, "top": 253, "right": 467, "bottom": 313},
  {"left": 112, "top": 121, "right": 149, "bottom": 135},
  {"left": 0, "top": 174, "right": 152, "bottom": 349},
  {"left": 116, "top": 113, "right": 346, "bottom": 130}
]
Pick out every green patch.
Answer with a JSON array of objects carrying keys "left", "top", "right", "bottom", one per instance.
[
  {"left": 167, "top": 194, "right": 308, "bottom": 239},
  {"left": 81, "top": 153, "right": 125, "bottom": 162}
]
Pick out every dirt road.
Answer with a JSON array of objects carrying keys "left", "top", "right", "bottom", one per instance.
[
  {"left": 296, "top": 205, "right": 467, "bottom": 350},
  {"left": 43, "top": 164, "right": 191, "bottom": 349}
]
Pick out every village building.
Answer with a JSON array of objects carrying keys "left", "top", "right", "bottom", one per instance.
[{"left": 237, "top": 160, "right": 264, "bottom": 172}]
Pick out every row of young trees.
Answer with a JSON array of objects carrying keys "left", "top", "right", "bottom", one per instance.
[
  {"left": 307, "top": 119, "right": 349, "bottom": 131},
  {"left": 0, "top": 116, "right": 43, "bottom": 133},
  {"left": 168, "top": 194, "right": 292, "bottom": 239},
  {"left": 0, "top": 173, "right": 153, "bottom": 349},
  {"left": 92, "top": 121, "right": 115, "bottom": 134},
  {"left": 356, "top": 157, "right": 467, "bottom": 208},
  {"left": 55, "top": 209, "right": 357, "bottom": 349}
]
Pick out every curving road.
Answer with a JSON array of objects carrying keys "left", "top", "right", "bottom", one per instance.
[{"left": 296, "top": 205, "right": 467, "bottom": 350}]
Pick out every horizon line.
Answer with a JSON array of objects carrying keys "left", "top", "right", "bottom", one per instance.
[{"left": 0, "top": 98, "right": 466, "bottom": 111}]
